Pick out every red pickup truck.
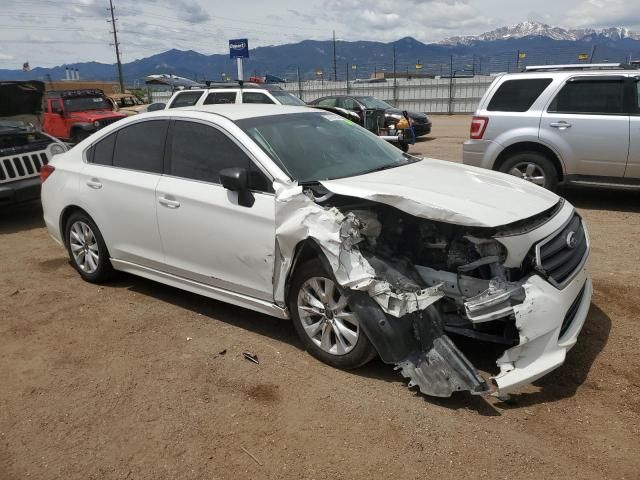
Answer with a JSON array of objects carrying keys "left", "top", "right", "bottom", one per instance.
[{"left": 43, "top": 89, "right": 126, "bottom": 143}]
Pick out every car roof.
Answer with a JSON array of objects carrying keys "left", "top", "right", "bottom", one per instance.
[
  {"left": 500, "top": 69, "right": 639, "bottom": 79},
  {"left": 166, "top": 104, "right": 319, "bottom": 120}
]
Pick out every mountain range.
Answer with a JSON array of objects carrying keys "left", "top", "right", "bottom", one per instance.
[
  {"left": 440, "top": 21, "right": 640, "bottom": 45},
  {"left": 1, "top": 21, "right": 639, "bottom": 84}
]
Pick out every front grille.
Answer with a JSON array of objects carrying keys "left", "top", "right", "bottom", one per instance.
[
  {"left": 536, "top": 212, "right": 588, "bottom": 287},
  {"left": 97, "top": 117, "right": 122, "bottom": 129},
  {"left": 560, "top": 283, "right": 586, "bottom": 338},
  {"left": 0, "top": 150, "right": 49, "bottom": 184}
]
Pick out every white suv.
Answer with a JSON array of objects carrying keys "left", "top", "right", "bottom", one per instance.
[
  {"left": 463, "top": 64, "right": 640, "bottom": 190},
  {"left": 41, "top": 105, "right": 591, "bottom": 399},
  {"left": 162, "top": 83, "right": 306, "bottom": 109}
]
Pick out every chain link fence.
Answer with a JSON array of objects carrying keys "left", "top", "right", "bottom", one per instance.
[{"left": 281, "top": 76, "right": 495, "bottom": 113}]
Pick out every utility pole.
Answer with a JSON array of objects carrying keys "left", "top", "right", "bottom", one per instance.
[
  {"left": 108, "top": 0, "right": 125, "bottom": 93},
  {"left": 589, "top": 45, "right": 598, "bottom": 63},
  {"left": 448, "top": 55, "right": 454, "bottom": 115},
  {"left": 392, "top": 46, "right": 398, "bottom": 105},
  {"left": 346, "top": 63, "right": 350, "bottom": 94},
  {"left": 332, "top": 30, "right": 337, "bottom": 81},
  {"left": 516, "top": 50, "right": 520, "bottom": 71},
  {"left": 297, "top": 66, "right": 302, "bottom": 101}
]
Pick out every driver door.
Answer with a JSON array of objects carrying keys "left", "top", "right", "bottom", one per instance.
[
  {"left": 156, "top": 120, "right": 276, "bottom": 301},
  {"left": 43, "top": 99, "right": 67, "bottom": 139}
]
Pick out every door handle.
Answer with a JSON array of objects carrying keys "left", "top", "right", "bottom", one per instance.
[
  {"left": 86, "top": 179, "right": 102, "bottom": 189},
  {"left": 549, "top": 121, "right": 572, "bottom": 129},
  {"left": 159, "top": 196, "right": 180, "bottom": 209}
]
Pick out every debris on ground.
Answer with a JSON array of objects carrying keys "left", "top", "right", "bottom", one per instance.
[{"left": 243, "top": 352, "right": 259, "bottom": 364}]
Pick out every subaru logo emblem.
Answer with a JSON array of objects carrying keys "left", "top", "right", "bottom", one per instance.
[{"left": 566, "top": 231, "right": 577, "bottom": 249}]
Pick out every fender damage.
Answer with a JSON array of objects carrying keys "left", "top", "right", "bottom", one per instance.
[{"left": 272, "top": 177, "right": 591, "bottom": 398}]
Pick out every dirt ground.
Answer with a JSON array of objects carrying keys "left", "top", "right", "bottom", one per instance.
[{"left": 1, "top": 115, "right": 639, "bottom": 479}]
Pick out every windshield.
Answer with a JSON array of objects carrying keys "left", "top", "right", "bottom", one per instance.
[
  {"left": 269, "top": 90, "right": 306, "bottom": 106},
  {"left": 237, "top": 112, "right": 418, "bottom": 183},
  {"left": 355, "top": 96, "right": 393, "bottom": 109},
  {"left": 116, "top": 97, "right": 138, "bottom": 107},
  {"left": 63, "top": 96, "right": 111, "bottom": 112}
]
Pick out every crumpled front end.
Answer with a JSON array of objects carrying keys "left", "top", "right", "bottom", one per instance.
[{"left": 273, "top": 182, "right": 591, "bottom": 398}]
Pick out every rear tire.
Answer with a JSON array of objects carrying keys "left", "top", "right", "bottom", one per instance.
[
  {"left": 288, "top": 259, "right": 377, "bottom": 369},
  {"left": 65, "top": 211, "right": 115, "bottom": 283},
  {"left": 498, "top": 151, "right": 559, "bottom": 191}
]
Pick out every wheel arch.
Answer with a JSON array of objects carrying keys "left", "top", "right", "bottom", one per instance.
[
  {"left": 494, "top": 142, "right": 565, "bottom": 181},
  {"left": 282, "top": 238, "right": 334, "bottom": 306},
  {"left": 59, "top": 205, "right": 93, "bottom": 248}
]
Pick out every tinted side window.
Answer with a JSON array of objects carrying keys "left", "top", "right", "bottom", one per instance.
[
  {"left": 636, "top": 80, "right": 640, "bottom": 111},
  {"left": 112, "top": 120, "right": 168, "bottom": 173},
  {"left": 169, "top": 91, "right": 203, "bottom": 108},
  {"left": 341, "top": 98, "right": 358, "bottom": 110},
  {"left": 549, "top": 79, "right": 625, "bottom": 114},
  {"left": 242, "top": 92, "right": 275, "bottom": 104},
  {"left": 90, "top": 133, "right": 116, "bottom": 166},
  {"left": 317, "top": 97, "right": 337, "bottom": 107},
  {"left": 487, "top": 78, "right": 553, "bottom": 112},
  {"left": 204, "top": 92, "right": 236, "bottom": 104},
  {"left": 169, "top": 121, "right": 272, "bottom": 192}
]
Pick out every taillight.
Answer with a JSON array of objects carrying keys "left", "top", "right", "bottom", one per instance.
[
  {"left": 470, "top": 116, "right": 489, "bottom": 140},
  {"left": 40, "top": 164, "right": 55, "bottom": 183}
]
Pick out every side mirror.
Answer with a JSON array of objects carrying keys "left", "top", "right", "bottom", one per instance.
[
  {"left": 52, "top": 107, "right": 63, "bottom": 115},
  {"left": 219, "top": 167, "right": 254, "bottom": 207},
  {"left": 147, "top": 102, "right": 166, "bottom": 112}
]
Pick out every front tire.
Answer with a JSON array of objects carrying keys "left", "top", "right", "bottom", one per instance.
[
  {"left": 288, "top": 259, "right": 377, "bottom": 369},
  {"left": 65, "top": 212, "right": 115, "bottom": 283},
  {"left": 498, "top": 151, "right": 558, "bottom": 191}
]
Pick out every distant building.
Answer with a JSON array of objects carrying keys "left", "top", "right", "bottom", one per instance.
[{"left": 47, "top": 80, "right": 124, "bottom": 93}]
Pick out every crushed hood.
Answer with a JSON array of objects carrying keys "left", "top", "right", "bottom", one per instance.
[
  {"left": 321, "top": 158, "right": 559, "bottom": 228},
  {"left": 0, "top": 81, "right": 45, "bottom": 117}
]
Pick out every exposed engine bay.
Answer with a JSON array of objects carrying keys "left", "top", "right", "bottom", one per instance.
[{"left": 273, "top": 180, "right": 590, "bottom": 398}]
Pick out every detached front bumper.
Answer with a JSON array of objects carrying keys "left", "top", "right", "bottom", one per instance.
[{"left": 492, "top": 267, "right": 592, "bottom": 395}]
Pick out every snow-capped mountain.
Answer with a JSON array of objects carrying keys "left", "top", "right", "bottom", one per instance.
[{"left": 440, "top": 21, "right": 640, "bottom": 45}]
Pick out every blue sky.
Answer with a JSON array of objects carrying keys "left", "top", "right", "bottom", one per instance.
[{"left": 1, "top": 0, "right": 638, "bottom": 68}]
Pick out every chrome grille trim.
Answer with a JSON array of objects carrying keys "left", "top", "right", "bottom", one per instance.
[
  {"left": 0, "top": 149, "right": 50, "bottom": 184},
  {"left": 534, "top": 212, "right": 590, "bottom": 289}
]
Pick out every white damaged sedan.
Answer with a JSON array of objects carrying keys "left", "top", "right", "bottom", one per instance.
[{"left": 41, "top": 105, "right": 591, "bottom": 398}]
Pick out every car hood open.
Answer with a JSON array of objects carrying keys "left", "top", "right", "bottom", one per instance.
[
  {"left": 0, "top": 81, "right": 45, "bottom": 117},
  {"left": 0, "top": 81, "right": 45, "bottom": 131},
  {"left": 320, "top": 158, "right": 559, "bottom": 228}
]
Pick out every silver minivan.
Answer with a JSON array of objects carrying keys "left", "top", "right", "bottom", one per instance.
[{"left": 463, "top": 64, "right": 640, "bottom": 190}]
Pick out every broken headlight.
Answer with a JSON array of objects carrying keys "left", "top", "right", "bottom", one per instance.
[{"left": 464, "top": 278, "right": 524, "bottom": 323}]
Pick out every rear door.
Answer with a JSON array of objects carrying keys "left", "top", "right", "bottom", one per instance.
[
  {"left": 626, "top": 77, "right": 640, "bottom": 179},
  {"left": 80, "top": 120, "right": 168, "bottom": 269},
  {"left": 539, "top": 76, "right": 630, "bottom": 178},
  {"left": 156, "top": 119, "right": 276, "bottom": 300}
]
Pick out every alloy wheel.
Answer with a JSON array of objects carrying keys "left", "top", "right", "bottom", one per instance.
[
  {"left": 508, "top": 162, "right": 546, "bottom": 186},
  {"left": 69, "top": 220, "right": 100, "bottom": 274},
  {"left": 297, "top": 277, "right": 359, "bottom": 356}
]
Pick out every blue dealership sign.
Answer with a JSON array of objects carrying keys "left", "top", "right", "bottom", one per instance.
[{"left": 229, "top": 39, "right": 249, "bottom": 59}]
